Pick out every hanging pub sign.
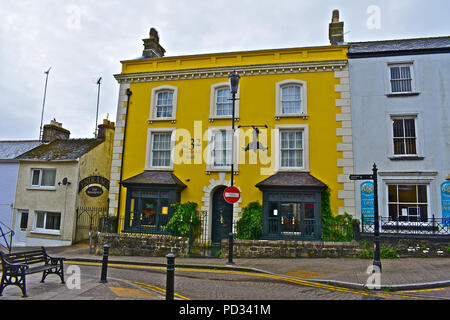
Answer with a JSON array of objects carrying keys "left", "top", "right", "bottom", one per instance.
[
  {"left": 441, "top": 181, "right": 450, "bottom": 227},
  {"left": 78, "top": 175, "right": 110, "bottom": 197}
]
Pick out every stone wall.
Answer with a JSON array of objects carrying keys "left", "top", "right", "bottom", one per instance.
[
  {"left": 95, "top": 233, "right": 190, "bottom": 257},
  {"left": 221, "top": 239, "right": 363, "bottom": 258}
]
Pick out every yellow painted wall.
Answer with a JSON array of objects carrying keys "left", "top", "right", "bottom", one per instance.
[{"left": 116, "top": 45, "right": 348, "bottom": 221}]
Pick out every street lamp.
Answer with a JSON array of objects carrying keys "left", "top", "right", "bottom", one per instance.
[
  {"left": 227, "top": 70, "right": 240, "bottom": 265},
  {"left": 372, "top": 163, "right": 382, "bottom": 272}
]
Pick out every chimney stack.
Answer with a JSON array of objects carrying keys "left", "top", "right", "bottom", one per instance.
[
  {"left": 97, "top": 119, "right": 115, "bottom": 140},
  {"left": 142, "top": 28, "right": 166, "bottom": 58},
  {"left": 329, "top": 9, "right": 344, "bottom": 45},
  {"left": 42, "top": 119, "right": 70, "bottom": 143}
]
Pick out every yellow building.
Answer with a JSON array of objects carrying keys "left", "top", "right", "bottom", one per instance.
[{"left": 109, "top": 15, "right": 354, "bottom": 242}]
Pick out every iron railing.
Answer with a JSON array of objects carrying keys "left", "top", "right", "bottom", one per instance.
[
  {"left": 361, "top": 215, "right": 450, "bottom": 235},
  {"left": 0, "top": 221, "right": 14, "bottom": 254}
]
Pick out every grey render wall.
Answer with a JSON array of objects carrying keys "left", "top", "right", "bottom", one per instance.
[
  {"left": 349, "top": 52, "right": 450, "bottom": 220},
  {"left": 0, "top": 162, "right": 19, "bottom": 227}
]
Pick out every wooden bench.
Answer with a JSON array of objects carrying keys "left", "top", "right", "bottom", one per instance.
[{"left": 0, "top": 246, "right": 65, "bottom": 297}]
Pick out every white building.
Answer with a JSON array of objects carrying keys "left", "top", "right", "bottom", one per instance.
[
  {"left": 0, "top": 141, "right": 41, "bottom": 249},
  {"left": 348, "top": 37, "right": 450, "bottom": 228}
]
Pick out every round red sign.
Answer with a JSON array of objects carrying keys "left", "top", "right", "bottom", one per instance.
[{"left": 223, "top": 186, "right": 241, "bottom": 204}]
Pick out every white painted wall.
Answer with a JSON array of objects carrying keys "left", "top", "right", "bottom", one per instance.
[{"left": 349, "top": 52, "right": 450, "bottom": 219}]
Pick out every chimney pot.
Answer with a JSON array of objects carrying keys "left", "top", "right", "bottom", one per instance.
[
  {"left": 142, "top": 27, "right": 166, "bottom": 58},
  {"left": 42, "top": 119, "right": 70, "bottom": 143},
  {"left": 329, "top": 10, "right": 344, "bottom": 45}
]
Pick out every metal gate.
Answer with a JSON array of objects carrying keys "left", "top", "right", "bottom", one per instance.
[{"left": 75, "top": 207, "right": 111, "bottom": 253}]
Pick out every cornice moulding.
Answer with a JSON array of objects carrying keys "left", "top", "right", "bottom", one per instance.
[{"left": 114, "top": 60, "right": 348, "bottom": 84}]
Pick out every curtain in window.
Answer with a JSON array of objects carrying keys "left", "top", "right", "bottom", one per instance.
[
  {"left": 280, "top": 130, "right": 303, "bottom": 167},
  {"left": 281, "top": 85, "right": 301, "bottom": 114},
  {"left": 390, "top": 66, "right": 412, "bottom": 93},
  {"left": 156, "top": 91, "right": 173, "bottom": 117},
  {"left": 152, "top": 132, "right": 171, "bottom": 167}
]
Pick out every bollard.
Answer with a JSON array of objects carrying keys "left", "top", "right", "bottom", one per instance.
[
  {"left": 100, "top": 244, "right": 110, "bottom": 283},
  {"left": 165, "top": 253, "right": 175, "bottom": 300}
]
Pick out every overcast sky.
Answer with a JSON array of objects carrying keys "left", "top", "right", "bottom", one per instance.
[{"left": 0, "top": 0, "right": 449, "bottom": 140}]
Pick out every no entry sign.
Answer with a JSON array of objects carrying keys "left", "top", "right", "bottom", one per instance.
[{"left": 223, "top": 186, "right": 241, "bottom": 204}]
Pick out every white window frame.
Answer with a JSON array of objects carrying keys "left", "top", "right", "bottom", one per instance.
[
  {"left": 149, "top": 85, "right": 178, "bottom": 123},
  {"left": 209, "top": 82, "right": 240, "bottom": 121},
  {"left": 386, "top": 62, "right": 418, "bottom": 96},
  {"left": 32, "top": 211, "right": 61, "bottom": 235},
  {"left": 206, "top": 126, "right": 239, "bottom": 172},
  {"left": 145, "top": 128, "right": 176, "bottom": 171},
  {"left": 275, "top": 124, "right": 309, "bottom": 172},
  {"left": 389, "top": 114, "right": 422, "bottom": 158},
  {"left": 29, "top": 168, "right": 57, "bottom": 189},
  {"left": 275, "top": 80, "right": 308, "bottom": 119},
  {"left": 386, "top": 183, "right": 429, "bottom": 222}
]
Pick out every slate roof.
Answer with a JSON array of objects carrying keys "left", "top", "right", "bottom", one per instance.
[
  {"left": 0, "top": 141, "right": 42, "bottom": 160},
  {"left": 348, "top": 36, "right": 450, "bottom": 57},
  {"left": 16, "top": 139, "right": 103, "bottom": 161},
  {"left": 255, "top": 172, "right": 327, "bottom": 189},
  {"left": 121, "top": 171, "right": 187, "bottom": 188}
]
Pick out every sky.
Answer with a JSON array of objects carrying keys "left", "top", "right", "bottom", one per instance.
[{"left": 0, "top": 0, "right": 449, "bottom": 140}]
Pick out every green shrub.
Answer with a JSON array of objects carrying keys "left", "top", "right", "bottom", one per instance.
[
  {"left": 321, "top": 189, "right": 359, "bottom": 241},
  {"left": 165, "top": 202, "right": 201, "bottom": 241},
  {"left": 358, "top": 241, "right": 399, "bottom": 259},
  {"left": 235, "top": 202, "right": 262, "bottom": 240}
]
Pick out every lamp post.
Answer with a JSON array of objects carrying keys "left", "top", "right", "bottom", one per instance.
[
  {"left": 372, "top": 163, "right": 382, "bottom": 273},
  {"left": 227, "top": 70, "right": 240, "bottom": 265}
]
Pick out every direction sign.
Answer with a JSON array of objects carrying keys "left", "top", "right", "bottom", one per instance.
[
  {"left": 223, "top": 186, "right": 241, "bottom": 204},
  {"left": 349, "top": 174, "right": 374, "bottom": 181}
]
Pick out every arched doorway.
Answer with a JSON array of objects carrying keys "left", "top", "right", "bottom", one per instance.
[{"left": 211, "top": 186, "right": 233, "bottom": 244}]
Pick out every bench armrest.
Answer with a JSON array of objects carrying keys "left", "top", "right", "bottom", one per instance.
[
  {"left": 0, "top": 259, "right": 29, "bottom": 274},
  {"left": 41, "top": 247, "right": 65, "bottom": 265}
]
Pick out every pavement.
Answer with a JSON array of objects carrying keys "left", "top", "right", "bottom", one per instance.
[{"left": 1, "top": 243, "right": 450, "bottom": 300}]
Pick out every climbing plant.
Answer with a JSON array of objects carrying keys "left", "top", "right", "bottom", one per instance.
[{"left": 236, "top": 202, "right": 263, "bottom": 240}]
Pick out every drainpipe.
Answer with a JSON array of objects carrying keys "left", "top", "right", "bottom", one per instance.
[{"left": 115, "top": 88, "right": 132, "bottom": 232}]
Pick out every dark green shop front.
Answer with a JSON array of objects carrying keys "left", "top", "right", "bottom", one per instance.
[{"left": 256, "top": 172, "right": 327, "bottom": 241}]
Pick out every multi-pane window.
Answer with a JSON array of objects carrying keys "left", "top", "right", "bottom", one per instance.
[
  {"left": 280, "top": 130, "right": 303, "bottom": 168},
  {"left": 30, "top": 168, "right": 56, "bottom": 187},
  {"left": 155, "top": 91, "right": 173, "bottom": 118},
  {"left": 390, "top": 65, "right": 413, "bottom": 93},
  {"left": 392, "top": 118, "right": 417, "bottom": 155},
  {"left": 388, "top": 184, "right": 428, "bottom": 222},
  {"left": 281, "top": 85, "right": 302, "bottom": 114},
  {"left": 215, "top": 87, "right": 232, "bottom": 116},
  {"left": 212, "top": 130, "right": 232, "bottom": 167},
  {"left": 151, "top": 132, "right": 172, "bottom": 167},
  {"left": 34, "top": 211, "right": 61, "bottom": 231}
]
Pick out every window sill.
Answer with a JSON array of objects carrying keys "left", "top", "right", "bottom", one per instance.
[
  {"left": 276, "top": 168, "right": 309, "bottom": 172},
  {"left": 206, "top": 168, "right": 239, "bottom": 175},
  {"left": 31, "top": 230, "right": 61, "bottom": 236},
  {"left": 275, "top": 113, "right": 308, "bottom": 120},
  {"left": 388, "top": 156, "right": 425, "bottom": 161},
  {"left": 209, "top": 116, "right": 239, "bottom": 122},
  {"left": 386, "top": 92, "right": 420, "bottom": 97},
  {"left": 27, "top": 187, "right": 56, "bottom": 191},
  {"left": 148, "top": 118, "right": 176, "bottom": 124},
  {"left": 144, "top": 167, "right": 173, "bottom": 171}
]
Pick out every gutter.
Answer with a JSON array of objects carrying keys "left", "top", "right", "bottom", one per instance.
[{"left": 116, "top": 88, "right": 132, "bottom": 232}]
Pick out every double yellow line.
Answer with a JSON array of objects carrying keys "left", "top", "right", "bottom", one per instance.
[{"left": 66, "top": 260, "right": 428, "bottom": 300}]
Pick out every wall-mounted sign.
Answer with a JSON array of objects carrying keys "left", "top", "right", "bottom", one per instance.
[
  {"left": 86, "top": 186, "right": 104, "bottom": 198},
  {"left": 361, "top": 181, "right": 374, "bottom": 224},
  {"left": 441, "top": 181, "right": 450, "bottom": 227},
  {"left": 78, "top": 176, "right": 110, "bottom": 193}
]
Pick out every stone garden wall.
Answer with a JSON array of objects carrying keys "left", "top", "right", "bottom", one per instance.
[
  {"left": 95, "top": 233, "right": 190, "bottom": 257},
  {"left": 221, "top": 239, "right": 363, "bottom": 258}
]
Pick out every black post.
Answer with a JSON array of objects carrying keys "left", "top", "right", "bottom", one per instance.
[
  {"left": 227, "top": 71, "right": 239, "bottom": 266},
  {"left": 166, "top": 253, "right": 175, "bottom": 300},
  {"left": 372, "top": 164, "right": 382, "bottom": 273},
  {"left": 100, "top": 244, "right": 110, "bottom": 283}
]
